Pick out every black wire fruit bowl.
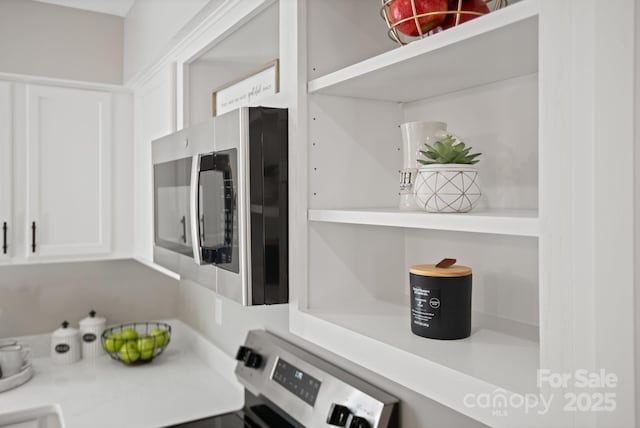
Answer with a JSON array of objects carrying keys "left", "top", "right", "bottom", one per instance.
[{"left": 101, "top": 322, "right": 172, "bottom": 366}]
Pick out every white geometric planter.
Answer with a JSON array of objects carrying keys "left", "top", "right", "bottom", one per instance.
[{"left": 414, "top": 164, "right": 481, "bottom": 213}]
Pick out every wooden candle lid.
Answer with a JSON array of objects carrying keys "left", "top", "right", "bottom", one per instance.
[{"left": 410, "top": 264, "right": 472, "bottom": 278}]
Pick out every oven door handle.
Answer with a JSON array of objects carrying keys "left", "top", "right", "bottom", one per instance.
[{"left": 190, "top": 154, "right": 203, "bottom": 265}]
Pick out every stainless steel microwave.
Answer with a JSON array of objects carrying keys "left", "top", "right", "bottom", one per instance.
[{"left": 152, "top": 107, "right": 288, "bottom": 306}]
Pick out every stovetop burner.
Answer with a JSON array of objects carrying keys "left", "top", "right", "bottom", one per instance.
[
  {"left": 166, "top": 331, "right": 398, "bottom": 428},
  {"left": 166, "top": 391, "right": 302, "bottom": 428},
  {"left": 168, "top": 412, "right": 248, "bottom": 428}
]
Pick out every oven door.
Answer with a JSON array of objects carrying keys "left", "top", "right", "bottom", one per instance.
[{"left": 190, "top": 149, "right": 239, "bottom": 273}]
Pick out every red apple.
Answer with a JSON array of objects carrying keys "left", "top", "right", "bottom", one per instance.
[
  {"left": 388, "top": 0, "right": 449, "bottom": 37},
  {"left": 441, "top": 0, "right": 490, "bottom": 29}
]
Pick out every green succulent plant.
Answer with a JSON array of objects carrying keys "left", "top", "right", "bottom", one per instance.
[{"left": 417, "top": 135, "right": 481, "bottom": 165}]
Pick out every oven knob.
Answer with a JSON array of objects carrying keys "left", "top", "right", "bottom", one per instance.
[
  {"left": 347, "top": 415, "right": 370, "bottom": 428},
  {"left": 244, "top": 350, "right": 263, "bottom": 368},
  {"left": 326, "top": 403, "right": 351, "bottom": 426},
  {"left": 235, "top": 346, "right": 251, "bottom": 362}
]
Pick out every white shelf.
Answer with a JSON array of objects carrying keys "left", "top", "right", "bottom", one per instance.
[
  {"left": 308, "top": 208, "right": 539, "bottom": 237},
  {"left": 307, "top": 0, "right": 539, "bottom": 102},
  {"left": 291, "top": 305, "right": 542, "bottom": 427}
]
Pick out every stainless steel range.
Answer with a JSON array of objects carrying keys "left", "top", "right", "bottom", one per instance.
[{"left": 167, "top": 330, "right": 399, "bottom": 428}]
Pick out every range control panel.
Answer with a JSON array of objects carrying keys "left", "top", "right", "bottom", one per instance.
[
  {"left": 272, "top": 357, "right": 322, "bottom": 406},
  {"left": 235, "top": 330, "right": 399, "bottom": 428}
]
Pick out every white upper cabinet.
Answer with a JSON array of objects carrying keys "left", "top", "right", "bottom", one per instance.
[
  {"left": 0, "top": 81, "right": 12, "bottom": 261},
  {"left": 0, "top": 83, "right": 117, "bottom": 263},
  {"left": 23, "top": 85, "right": 112, "bottom": 259}
]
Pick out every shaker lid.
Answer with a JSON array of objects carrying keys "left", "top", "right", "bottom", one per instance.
[
  {"left": 53, "top": 320, "right": 79, "bottom": 337},
  {"left": 79, "top": 310, "right": 106, "bottom": 327},
  {"left": 410, "top": 259, "right": 471, "bottom": 277}
]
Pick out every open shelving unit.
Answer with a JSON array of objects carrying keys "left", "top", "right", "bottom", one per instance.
[{"left": 292, "top": 1, "right": 544, "bottom": 426}]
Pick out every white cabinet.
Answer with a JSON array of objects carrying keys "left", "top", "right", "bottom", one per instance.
[
  {"left": 23, "top": 85, "right": 112, "bottom": 259},
  {"left": 1, "top": 81, "right": 116, "bottom": 263},
  {"left": 0, "top": 81, "right": 12, "bottom": 261}
]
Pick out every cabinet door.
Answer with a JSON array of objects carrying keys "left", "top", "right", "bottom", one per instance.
[
  {"left": 0, "top": 81, "right": 11, "bottom": 261},
  {"left": 25, "top": 85, "right": 111, "bottom": 258}
]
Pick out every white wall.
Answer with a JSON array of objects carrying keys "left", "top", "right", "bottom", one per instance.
[
  {"left": 0, "top": 260, "right": 179, "bottom": 337},
  {"left": 0, "top": 0, "right": 123, "bottom": 84},
  {"left": 123, "top": 0, "right": 212, "bottom": 83},
  {"left": 187, "top": 61, "right": 259, "bottom": 125}
]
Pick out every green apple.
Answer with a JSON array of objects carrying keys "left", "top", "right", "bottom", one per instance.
[
  {"left": 121, "top": 328, "right": 138, "bottom": 341},
  {"left": 149, "top": 329, "right": 168, "bottom": 347},
  {"left": 103, "top": 333, "right": 124, "bottom": 353},
  {"left": 137, "top": 336, "right": 156, "bottom": 360},
  {"left": 119, "top": 341, "right": 140, "bottom": 364}
]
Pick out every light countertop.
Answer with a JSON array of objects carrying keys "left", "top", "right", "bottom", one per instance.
[{"left": 0, "top": 320, "right": 244, "bottom": 428}]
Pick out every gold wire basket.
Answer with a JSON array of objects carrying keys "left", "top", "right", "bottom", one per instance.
[{"left": 381, "top": 0, "right": 509, "bottom": 45}]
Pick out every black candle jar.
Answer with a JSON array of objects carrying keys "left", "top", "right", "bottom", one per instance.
[{"left": 409, "top": 262, "right": 472, "bottom": 340}]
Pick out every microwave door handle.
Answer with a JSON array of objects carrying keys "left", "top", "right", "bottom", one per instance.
[
  {"left": 190, "top": 154, "right": 202, "bottom": 265},
  {"left": 180, "top": 216, "right": 187, "bottom": 243}
]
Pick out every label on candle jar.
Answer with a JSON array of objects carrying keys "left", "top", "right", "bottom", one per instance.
[{"left": 411, "top": 287, "right": 440, "bottom": 328}]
